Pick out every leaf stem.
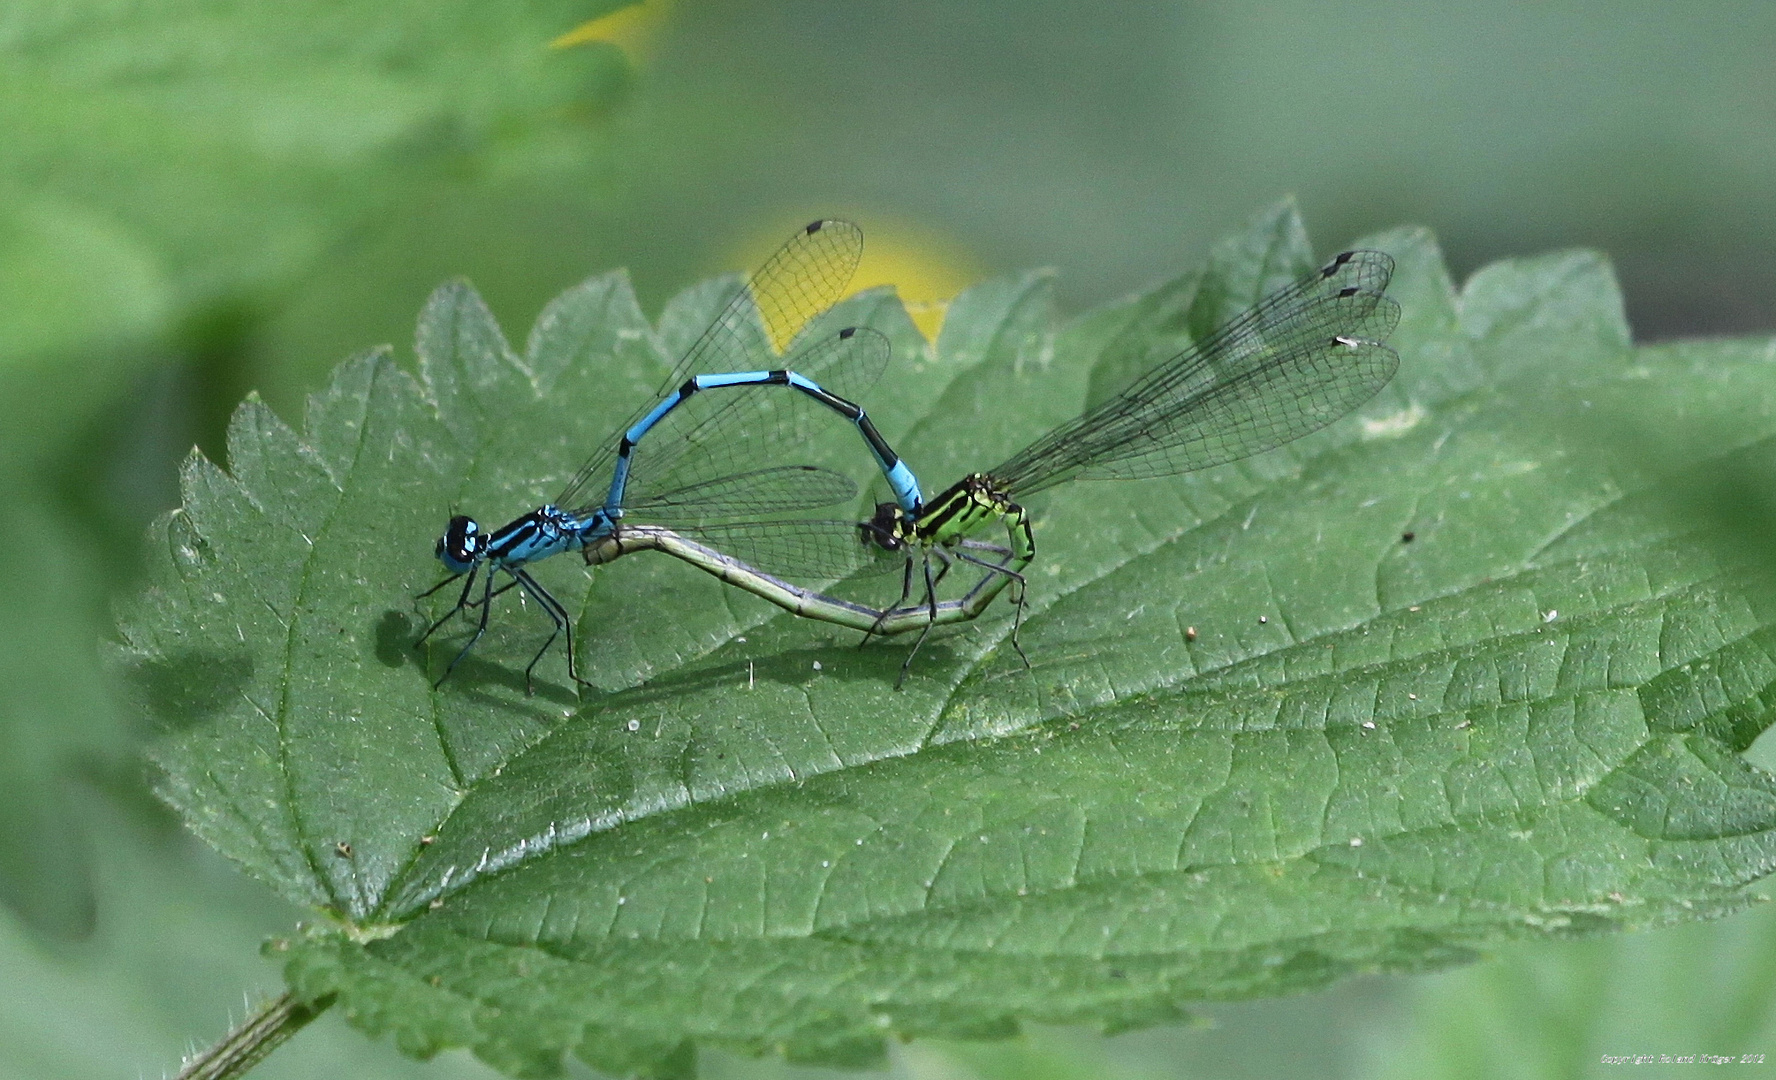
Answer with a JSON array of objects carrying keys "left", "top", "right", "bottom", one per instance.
[{"left": 175, "top": 991, "right": 335, "bottom": 1080}]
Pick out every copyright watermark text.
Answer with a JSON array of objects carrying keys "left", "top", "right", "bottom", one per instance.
[{"left": 1601, "top": 1055, "right": 1766, "bottom": 1066}]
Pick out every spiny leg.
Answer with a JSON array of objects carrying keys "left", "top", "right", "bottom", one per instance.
[
  {"left": 929, "top": 546, "right": 954, "bottom": 594},
  {"left": 510, "top": 570, "right": 559, "bottom": 695},
  {"left": 416, "top": 567, "right": 476, "bottom": 651},
  {"left": 417, "top": 570, "right": 466, "bottom": 602},
  {"left": 955, "top": 538, "right": 1019, "bottom": 603},
  {"left": 862, "top": 554, "right": 916, "bottom": 648},
  {"left": 512, "top": 568, "right": 589, "bottom": 695},
  {"left": 955, "top": 549, "right": 1031, "bottom": 669},
  {"left": 954, "top": 548, "right": 1025, "bottom": 588},
  {"left": 957, "top": 539, "right": 1014, "bottom": 560},
  {"left": 896, "top": 552, "right": 943, "bottom": 689},
  {"left": 437, "top": 566, "right": 498, "bottom": 688},
  {"left": 533, "top": 569, "right": 593, "bottom": 691},
  {"left": 464, "top": 578, "right": 519, "bottom": 609},
  {"left": 883, "top": 551, "right": 919, "bottom": 616}
]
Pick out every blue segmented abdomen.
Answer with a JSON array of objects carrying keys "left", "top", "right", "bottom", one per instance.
[
  {"left": 882, "top": 459, "right": 922, "bottom": 514},
  {"left": 696, "top": 370, "right": 778, "bottom": 390},
  {"left": 782, "top": 370, "right": 924, "bottom": 514},
  {"left": 598, "top": 366, "right": 925, "bottom": 517}
]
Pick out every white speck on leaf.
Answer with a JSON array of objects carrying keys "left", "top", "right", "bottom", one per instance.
[{"left": 1361, "top": 401, "right": 1426, "bottom": 439}]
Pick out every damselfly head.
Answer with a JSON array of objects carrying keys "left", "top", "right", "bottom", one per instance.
[
  {"left": 437, "top": 515, "right": 487, "bottom": 572},
  {"left": 859, "top": 501, "right": 911, "bottom": 552}
]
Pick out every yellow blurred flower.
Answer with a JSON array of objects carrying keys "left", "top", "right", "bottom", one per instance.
[
  {"left": 851, "top": 226, "right": 978, "bottom": 343},
  {"left": 550, "top": 1, "right": 672, "bottom": 60},
  {"left": 732, "top": 218, "right": 978, "bottom": 347}
]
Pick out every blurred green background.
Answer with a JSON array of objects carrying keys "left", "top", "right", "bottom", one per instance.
[{"left": 5, "top": 1, "right": 1776, "bottom": 1077}]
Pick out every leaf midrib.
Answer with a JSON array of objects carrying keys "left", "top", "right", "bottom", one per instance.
[{"left": 279, "top": 359, "right": 407, "bottom": 917}]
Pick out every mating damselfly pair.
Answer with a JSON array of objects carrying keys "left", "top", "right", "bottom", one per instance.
[{"left": 418, "top": 219, "right": 1401, "bottom": 691}]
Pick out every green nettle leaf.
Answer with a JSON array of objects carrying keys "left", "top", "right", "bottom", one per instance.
[{"left": 116, "top": 205, "right": 1776, "bottom": 1077}]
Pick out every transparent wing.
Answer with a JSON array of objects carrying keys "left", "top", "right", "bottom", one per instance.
[
  {"left": 555, "top": 218, "right": 865, "bottom": 510},
  {"left": 667, "top": 218, "right": 866, "bottom": 388},
  {"left": 993, "top": 250, "right": 1401, "bottom": 495},
  {"left": 619, "top": 325, "right": 891, "bottom": 508},
  {"left": 797, "top": 326, "right": 892, "bottom": 403},
  {"left": 625, "top": 466, "right": 857, "bottom": 526},
  {"left": 670, "top": 518, "right": 904, "bottom": 582}
]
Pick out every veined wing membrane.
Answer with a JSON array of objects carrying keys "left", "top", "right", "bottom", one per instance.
[
  {"left": 625, "top": 466, "right": 858, "bottom": 525},
  {"left": 620, "top": 325, "right": 890, "bottom": 505},
  {"left": 994, "top": 251, "right": 1400, "bottom": 494},
  {"left": 554, "top": 219, "right": 865, "bottom": 510}
]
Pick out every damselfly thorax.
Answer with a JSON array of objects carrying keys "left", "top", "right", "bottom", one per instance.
[
  {"left": 857, "top": 472, "right": 1037, "bottom": 684},
  {"left": 863, "top": 473, "right": 1034, "bottom": 558}
]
